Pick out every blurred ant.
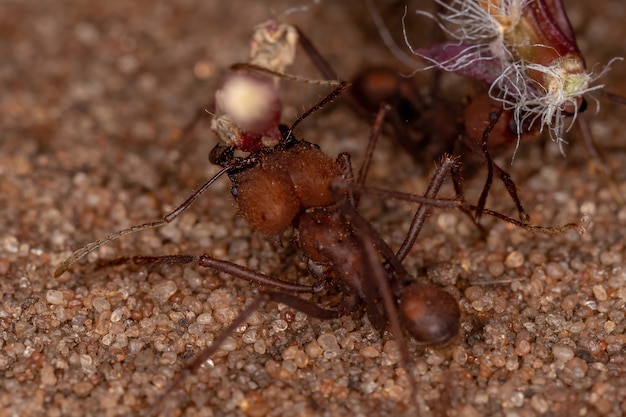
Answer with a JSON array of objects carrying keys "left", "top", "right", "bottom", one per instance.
[
  {"left": 362, "top": 0, "right": 625, "bottom": 222},
  {"left": 350, "top": 66, "right": 533, "bottom": 223}
]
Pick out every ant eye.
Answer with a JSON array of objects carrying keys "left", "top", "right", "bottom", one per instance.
[
  {"left": 230, "top": 185, "right": 239, "bottom": 197},
  {"left": 578, "top": 97, "right": 588, "bottom": 113}
]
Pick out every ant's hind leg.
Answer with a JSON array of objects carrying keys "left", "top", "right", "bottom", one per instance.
[
  {"left": 334, "top": 104, "right": 391, "bottom": 207},
  {"left": 97, "top": 253, "right": 325, "bottom": 294},
  {"left": 147, "top": 290, "right": 342, "bottom": 416},
  {"left": 395, "top": 154, "right": 460, "bottom": 262},
  {"left": 96, "top": 254, "right": 197, "bottom": 269}
]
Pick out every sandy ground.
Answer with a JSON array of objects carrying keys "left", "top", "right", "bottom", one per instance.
[{"left": 2, "top": 1, "right": 626, "bottom": 416}]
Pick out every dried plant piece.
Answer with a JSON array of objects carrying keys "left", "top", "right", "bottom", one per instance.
[
  {"left": 249, "top": 20, "right": 298, "bottom": 77},
  {"left": 210, "top": 20, "right": 341, "bottom": 153},
  {"left": 211, "top": 21, "right": 298, "bottom": 152},
  {"left": 409, "top": 0, "right": 618, "bottom": 149},
  {"left": 212, "top": 72, "right": 283, "bottom": 151}
]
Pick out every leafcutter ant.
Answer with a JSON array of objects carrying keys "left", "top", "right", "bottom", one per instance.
[
  {"left": 54, "top": 77, "right": 585, "bottom": 415},
  {"left": 349, "top": 65, "right": 535, "bottom": 226},
  {"left": 53, "top": 14, "right": 587, "bottom": 415}
]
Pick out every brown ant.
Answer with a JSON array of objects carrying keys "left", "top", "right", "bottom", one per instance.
[
  {"left": 54, "top": 84, "right": 458, "bottom": 414},
  {"left": 54, "top": 18, "right": 586, "bottom": 416},
  {"left": 54, "top": 82, "right": 584, "bottom": 415}
]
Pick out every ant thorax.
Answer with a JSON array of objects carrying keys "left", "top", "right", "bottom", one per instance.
[{"left": 229, "top": 138, "right": 342, "bottom": 236}]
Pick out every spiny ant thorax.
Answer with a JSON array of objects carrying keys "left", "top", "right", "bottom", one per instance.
[{"left": 228, "top": 136, "right": 342, "bottom": 237}]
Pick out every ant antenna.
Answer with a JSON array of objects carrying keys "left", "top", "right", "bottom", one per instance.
[
  {"left": 287, "top": 81, "right": 349, "bottom": 136},
  {"left": 365, "top": 0, "right": 425, "bottom": 69},
  {"left": 230, "top": 63, "right": 342, "bottom": 86},
  {"left": 54, "top": 165, "right": 233, "bottom": 278}
]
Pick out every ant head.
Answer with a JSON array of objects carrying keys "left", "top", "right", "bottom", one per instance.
[
  {"left": 351, "top": 67, "right": 429, "bottom": 124},
  {"left": 399, "top": 284, "right": 460, "bottom": 344},
  {"left": 209, "top": 144, "right": 235, "bottom": 167}
]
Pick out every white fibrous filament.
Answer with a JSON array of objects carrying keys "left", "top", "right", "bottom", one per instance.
[{"left": 410, "top": 0, "right": 617, "bottom": 149}]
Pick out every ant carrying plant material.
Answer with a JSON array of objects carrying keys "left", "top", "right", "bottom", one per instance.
[
  {"left": 54, "top": 85, "right": 460, "bottom": 415},
  {"left": 52, "top": 19, "right": 461, "bottom": 414},
  {"left": 53, "top": 14, "right": 588, "bottom": 416},
  {"left": 55, "top": 82, "right": 585, "bottom": 415},
  {"left": 181, "top": 19, "right": 342, "bottom": 155}
]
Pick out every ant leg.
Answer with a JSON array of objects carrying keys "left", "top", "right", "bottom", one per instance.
[
  {"left": 55, "top": 164, "right": 239, "bottom": 277},
  {"left": 458, "top": 130, "right": 530, "bottom": 223},
  {"left": 356, "top": 229, "right": 422, "bottom": 412},
  {"left": 328, "top": 189, "right": 420, "bottom": 411},
  {"left": 98, "top": 254, "right": 325, "bottom": 293},
  {"left": 356, "top": 104, "right": 391, "bottom": 186},
  {"left": 395, "top": 154, "right": 459, "bottom": 262},
  {"left": 474, "top": 106, "right": 504, "bottom": 222},
  {"left": 342, "top": 181, "right": 587, "bottom": 236},
  {"left": 198, "top": 255, "right": 325, "bottom": 293},
  {"left": 295, "top": 26, "right": 339, "bottom": 81},
  {"left": 147, "top": 290, "right": 343, "bottom": 416},
  {"left": 296, "top": 23, "right": 387, "bottom": 129},
  {"left": 333, "top": 188, "right": 463, "bottom": 413},
  {"left": 593, "top": 89, "right": 626, "bottom": 105},
  {"left": 448, "top": 160, "right": 487, "bottom": 236},
  {"left": 335, "top": 104, "right": 390, "bottom": 208},
  {"left": 97, "top": 255, "right": 196, "bottom": 269}
]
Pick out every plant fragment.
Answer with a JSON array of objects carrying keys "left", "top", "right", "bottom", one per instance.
[{"left": 408, "top": 0, "right": 618, "bottom": 150}]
